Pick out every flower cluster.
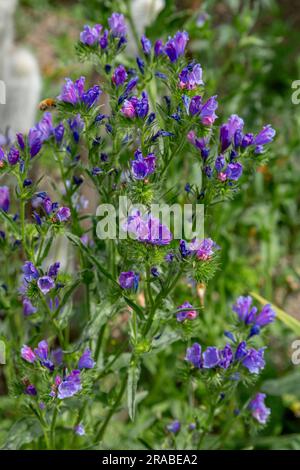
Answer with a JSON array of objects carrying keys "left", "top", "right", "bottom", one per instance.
[{"left": 21, "top": 341, "right": 95, "bottom": 400}]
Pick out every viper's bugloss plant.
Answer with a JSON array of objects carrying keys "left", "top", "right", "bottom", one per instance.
[{"left": 0, "top": 9, "right": 277, "bottom": 450}]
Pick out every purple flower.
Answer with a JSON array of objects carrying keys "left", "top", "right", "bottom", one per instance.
[
  {"left": 21, "top": 345, "right": 36, "bottom": 363},
  {"left": 16, "top": 133, "right": 25, "bottom": 150},
  {"left": 179, "top": 63, "right": 203, "bottom": 90},
  {"left": 220, "top": 114, "right": 244, "bottom": 152},
  {"left": 119, "top": 271, "right": 139, "bottom": 290},
  {"left": 185, "top": 343, "right": 202, "bottom": 368},
  {"left": 7, "top": 147, "right": 20, "bottom": 165},
  {"left": 54, "top": 123, "right": 65, "bottom": 144},
  {"left": 43, "top": 196, "right": 54, "bottom": 215},
  {"left": 255, "top": 304, "right": 276, "bottom": 327},
  {"left": 200, "top": 95, "right": 218, "bottom": 126},
  {"left": 189, "top": 95, "right": 202, "bottom": 116},
  {"left": 57, "top": 370, "right": 82, "bottom": 399},
  {"left": 82, "top": 85, "right": 101, "bottom": 109},
  {"left": 28, "top": 128, "right": 42, "bottom": 158},
  {"left": 48, "top": 262, "right": 60, "bottom": 278},
  {"left": 58, "top": 77, "right": 101, "bottom": 109},
  {"left": 249, "top": 393, "right": 271, "bottom": 424},
  {"left": 130, "top": 149, "right": 156, "bottom": 180},
  {"left": 23, "top": 298, "right": 37, "bottom": 316},
  {"left": 255, "top": 125, "right": 276, "bottom": 146},
  {"left": 25, "top": 384, "right": 37, "bottom": 396},
  {"left": 125, "top": 212, "right": 172, "bottom": 246},
  {"left": 225, "top": 162, "right": 243, "bottom": 181},
  {"left": 176, "top": 301, "right": 197, "bottom": 322},
  {"left": 34, "top": 340, "right": 50, "bottom": 363},
  {"left": 166, "top": 420, "right": 181, "bottom": 433},
  {"left": 188, "top": 238, "right": 218, "bottom": 261},
  {"left": 241, "top": 133, "right": 254, "bottom": 148},
  {"left": 37, "top": 276, "right": 55, "bottom": 295},
  {"left": 242, "top": 347, "right": 266, "bottom": 374},
  {"left": 112, "top": 65, "right": 127, "bottom": 86},
  {"left": 22, "top": 261, "right": 39, "bottom": 282},
  {"left": 121, "top": 99, "right": 136, "bottom": 118},
  {"left": 215, "top": 155, "right": 225, "bottom": 172},
  {"left": 235, "top": 341, "right": 248, "bottom": 361},
  {"left": 74, "top": 424, "right": 85, "bottom": 436},
  {"left": 38, "top": 343, "right": 52, "bottom": 366},
  {"left": 35, "top": 112, "right": 54, "bottom": 142},
  {"left": 179, "top": 239, "right": 191, "bottom": 258},
  {"left": 135, "top": 92, "right": 149, "bottom": 118},
  {"left": 165, "top": 31, "right": 189, "bottom": 62},
  {"left": 141, "top": 35, "right": 152, "bottom": 55},
  {"left": 52, "top": 348, "right": 63, "bottom": 366},
  {"left": 232, "top": 296, "right": 257, "bottom": 324},
  {"left": 78, "top": 348, "right": 96, "bottom": 369},
  {"left": 219, "top": 344, "right": 233, "bottom": 369},
  {"left": 154, "top": 39, "right": 164, "bottom": 56},
  {"left": 234, "top": 297, "right": 274, "bottom": 329},
  {"left": 203, "top": 347, "right": 220, "bottom": 368},
  {"left": 0, "top": 186, "right": 10, "bottom": 212},
  {"left": 68, "top": 114, "right": 84, "bottom": 142},
  {"left": 108, "top": 13, "right": 127, "bottom": 38},
  {"left": 80, "top": 24, "right": 102, "bottom": 45},
  {"left": 100, "top": 29, "right": 109, "bottom": 49},
  {"left": 56, "top": 206, "right": 71, "bottom": 222}
]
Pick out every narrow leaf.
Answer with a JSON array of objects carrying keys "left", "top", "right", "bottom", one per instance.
[{"left": 127, "top": 360, "right": 141, "bottom": 421}]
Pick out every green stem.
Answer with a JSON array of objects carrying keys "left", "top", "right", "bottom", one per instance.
[
  {"left": 95, "top": 324, "right": 106, "bottom": 362},
  {"left": 50, "top": 407, "right": 58, "bottom": 449},
  {"left": 95, "top": 373, "right": 128, "bottom": 443}
]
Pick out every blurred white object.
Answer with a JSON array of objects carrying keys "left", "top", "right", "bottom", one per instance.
[
  {"left": 127, "top": 0, "right": 165, "bottom": 54},
  {"left": 0, "top": 0, "right": 41, "bottom": 135}
]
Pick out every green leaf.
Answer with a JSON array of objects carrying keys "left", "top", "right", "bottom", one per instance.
[
  {"left": 53, "top": 278, "right": 81, "bottom": 319},
  {"left": 0, "top": 210, "right": 21, "bottom": 238},
  {"left": 1, "top": 418, "right": 42, "bottom": 450},
  {"left": 262, "top": 370, "right": 300, "bottom": 397},
  {"left": 127, "top": 360, "right": 141, "bottom": 421},
  {"left": 251, "top": 292, "right": 300, "bottom": 335}
]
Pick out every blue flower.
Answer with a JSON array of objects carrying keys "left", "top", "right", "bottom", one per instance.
[
  {"left": 166, "top": 420, "right": 181, "bottom": 433},
  {"left": 185, "top": 343, "right": 202, "bottom": 368},
  {"left": 141, "top": 35, "right": 152, "bottom": 55},
  {"left": 119, "top": 271, "right": 139, "bottom": 290},
  {"left": 130, "top": 149, "right": 156, "bottom": 180},
  {"left": 37, "top": 276, "right": 55, "bottom": 295},
  {"left": 203, "top": 347, "right": 220, "bottom": 368},
  {"left": 80, "top": 24, "right": 102, "bottom": 45},
  {"left": 78, "top": 348, "right": 96, "bottom": 369},
  {"left": 112, "top": 65, "right": 127, "bottom": 86},
  {"left": 0, "top": 186, "right": 10, "bottom": 212},
  {"left": 74, "top": 423, "right": 85, "bottom": 436},
  {"left": 179, "top": 63, "right": 203, "bottom": 90},
  {"left": 108, "top": 13, "right": 127, "bottom": 38},
  {"left": 242, "top": 347, "right": 266, "bottom": 374},
  {"left": 249, "top": 393, "right": 270, "bottom": 424},
  {"left": 165, "top": 31, "right": 189, "bottom": 62},
  {"left": 22, "top": 261, "right": 39, "bottom": 282},
  {"left": 58, "top": 370, "right": 82, "bottom": 399},
  {"left": 23, "top": 298, "right": 37, "bottom": 317}
]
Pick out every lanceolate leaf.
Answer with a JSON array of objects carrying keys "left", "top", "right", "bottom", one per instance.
[{"left": 127, "top": 359, "right": 141, "bottom": 421}]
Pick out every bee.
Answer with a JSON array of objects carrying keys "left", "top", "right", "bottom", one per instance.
[{"left": 39, "top": 98, "right": 56, "bottom": 112}]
